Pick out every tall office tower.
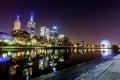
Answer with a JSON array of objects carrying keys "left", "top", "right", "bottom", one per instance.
[
  {"left": 50, "top": 26, "right": 58, "bottom": 39},
  {"left": 27, "top": 13, "right": 36, "bottom": 38},
  {"left": 40, "top": 26, "right": 46, "bottom": 37},
  {"left": 45, "top": 28, "right": 50, "bottom": 39},
  {"left": 14, "top": 15, "right": 22, "bottom": 31}
]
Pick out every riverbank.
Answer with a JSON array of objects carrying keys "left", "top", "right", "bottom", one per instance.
[
  {"left": 0, "top": 45, "right": 111, "bottom": 49},
  {"left": 31, "top": 53, "right": 120, "bottom": 80}
]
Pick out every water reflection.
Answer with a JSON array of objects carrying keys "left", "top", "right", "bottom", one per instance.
[
  {"left": 0, "top": 48, "right": 114, "bottom": 80},
  {"left": 0, "top": 57, "right": 10, "bottom": 63},
  {"left": 74, "top": 48, "right": 99, "bottom": 54},
  {"left": 0, "top": 49, "right": 71, "bottom": 79},
  {"left": 101, "top": 49, "right": 112, "bottom": 58},
  {"left": 52, "top": 67, "right": 56, "bottom": 72},
  {"left": 26, "top": 75, "right": 29, "bottom": 80}
]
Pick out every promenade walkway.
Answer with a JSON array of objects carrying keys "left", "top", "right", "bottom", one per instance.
[
  {"left": 97, "top": 54, "right": 120, "bottom": 80},
  {"left": 32, "top": 54, "right": 120, "bottom": 80}
]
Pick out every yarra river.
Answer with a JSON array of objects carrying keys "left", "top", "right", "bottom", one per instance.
[{"left": 0, "top": 48, "right": 116, "bottom": 80}]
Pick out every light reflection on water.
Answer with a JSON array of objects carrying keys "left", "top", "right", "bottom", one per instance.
[
  {"left": 0, "top": 49, "right": 70, "bottom": 80},
  {"left": 74, "top": 48, "right": 99, "bottom": 54},
  {"left": 0, "top": 57, "right": 10, "bottom": 62},
  {"left": 101, "top": 49, "right": 112, "bottom": 58},
  {"left": 0, "top": 48, "right": 115, "bottom": 80}
]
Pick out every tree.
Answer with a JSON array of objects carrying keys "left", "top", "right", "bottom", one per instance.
[
  {"left": 11, "top": 30, "right": 30, "bottom": 45},
  {"left": 111, "top": 44, "right": 119, "bottom": 53},
  {"left": 61, "top": 37, "right": 71, "bottom": 46},
  {"left": 21, "top": 31, "right": 31, "bottom": 43}
]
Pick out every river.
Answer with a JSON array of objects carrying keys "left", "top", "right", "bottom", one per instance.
[{"left": 0, "top": 48, "right": 116, "bottom": 80}]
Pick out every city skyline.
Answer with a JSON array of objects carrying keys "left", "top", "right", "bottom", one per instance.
[{"left": 0, "top": 0, "right": 120, "bottom": 44}]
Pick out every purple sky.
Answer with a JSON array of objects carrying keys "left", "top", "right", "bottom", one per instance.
[{"left": 0, "top": 0, "right": 120, "bottom": 44}]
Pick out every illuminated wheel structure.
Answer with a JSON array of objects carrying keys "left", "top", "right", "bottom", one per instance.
[{"left": 100, "top": 39, "right": 110, "bottom": 48}]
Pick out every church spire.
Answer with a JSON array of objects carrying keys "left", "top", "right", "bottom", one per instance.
[
  {"left": 17, "top": 15, "right": 20, "bottom": 20},
  {"left": 30, "top": 13, "right": 34, "bottom": 21},
  {"left": 13, "top": 15, "right": 22, "bottom": 31},
  {"left": 27, "top": 13, "right": 36, "bottom": 38}
]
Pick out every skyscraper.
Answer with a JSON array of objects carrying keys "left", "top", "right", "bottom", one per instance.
[
  {"left": 40, "top": 26, "right": 46, "bottom": 37},
  {"left": 45, "top": 28, "right": 50, "bottom": 39},
  {"left": 27, "top": 13, "right": 36, "bottom": 38},
  {"left": 50, "top": 26, "right": 58, "bottom": 39},
  {"left": 13, "top": 15, "right": 22, "bottom": 31}
]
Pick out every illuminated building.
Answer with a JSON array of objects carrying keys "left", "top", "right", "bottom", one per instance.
[
  {"left": 40, "top": 27, "right": 51, "bottom": 39},
  {"left": 58, "top": 33, "right": 64, "bottom": 39},
  {"left": 0, "top": 32, "right": 13, "bottom": 41},
  {"left": 80, "top": 41, "right": 85, "bottom": 47},
  {"left": 13, "top": 15, "right": 22, "bottom": 31},
  {"left": 45, "top": 28, "right": 50, "bottom": 39},
  {"left": 40, "top": 26, "right": 46, "bottom": 37},
  {"left": 50, "top": 26, "right": 58, "bottom": 39},
  {"left": 27, "top": 13, "right": 36, "bottom": 38}
]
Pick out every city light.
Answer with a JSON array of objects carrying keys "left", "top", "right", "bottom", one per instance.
[
  {"left": 100, "top": 39, "right": 110, "bottom": 48},
  {"left": 0, "top": 57, "right": 10, "bottom": 63},
  {"left": 52, "top": 26, "right": 57, "bottom": 30},
  {"left": 52, "top": 67, "right": 56, "bottom": 72},
  {"left": 17, "top": 15, "right": 20, "bottom": 20},
  {"left": 26, "top": 75, "right": 29, "bottom": 80},
  {"left": 101, "top": 49, "right": 112, "bottom": 57},
  {"left": 30, "top": 13, "right": 34, "bottom": 21}
]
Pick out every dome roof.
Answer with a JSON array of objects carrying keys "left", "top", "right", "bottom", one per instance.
[{"left": 0, "top": 32, "right": 13, "bottom": 39}]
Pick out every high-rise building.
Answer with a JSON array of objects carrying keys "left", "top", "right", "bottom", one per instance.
[
  {"left": 27, "top": 13, "right": 36, "bottom": 38},
  {"left": 14, "top": 15, "right": 22, "bottom": 31},
  {"left": 40, "top": 26, "right": 46, "bottom": 37},
  {"left": 45, "top": 28, "right": 50, "bottom": 39},
  {"left": 50, "top": 26, "right": 58, "bottom": 39}
]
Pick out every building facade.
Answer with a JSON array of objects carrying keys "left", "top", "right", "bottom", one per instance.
[
  {"left": 40, "top": 26, "right": 46, "bottom": 37},
  {"left": 27, "top": 13, "right": 36, "bottom": 38},
  {"left": 45, "top": 28, "right": 50, "bottom": 39},
  {"left": 13, "top": 15, "right": 22, "bottom": 31},
  {"left": 50, "top": 26, "right": 58, "bottom": 39}
]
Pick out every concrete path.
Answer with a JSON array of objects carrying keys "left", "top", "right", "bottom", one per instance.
[{"left": 97, "top": 54, "right": 120, "bottom": 80}]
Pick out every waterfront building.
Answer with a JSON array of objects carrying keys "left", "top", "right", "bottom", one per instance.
[
  {"left": 0, "top": 32, "right": 13, "bottom": 40},
  {"left": 0, "top": 32, "right": 13, "bottom": 44},
  {"left": 13, "top": 15, "right": 22, "bottom": 31},
  {"left": 27, "top": 13, "right": 36, "bottom": 38},
  {"left": 80, "top": 41, "right": 85, "bottom": 47}
]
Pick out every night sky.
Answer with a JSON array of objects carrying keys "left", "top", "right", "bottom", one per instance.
[{"left": 0, "top": 0, "right": 120, "bottom": 44}]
